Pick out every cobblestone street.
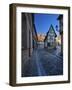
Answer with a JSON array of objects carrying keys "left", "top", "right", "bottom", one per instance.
[{"left": 22, "top": 46, "right": 63, "bottom": 77}]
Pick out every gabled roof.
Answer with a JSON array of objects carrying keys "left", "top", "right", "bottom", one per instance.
[
  {"left": 47, "top": 24, "right": 57, "bottom": 36},
  {"left": 44, "top": 24, "right": 57, "bottom": 41}
]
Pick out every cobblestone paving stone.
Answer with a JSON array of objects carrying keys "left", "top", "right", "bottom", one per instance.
[{"left": 22, "top": 47, "right": 63, "bottom": 77}]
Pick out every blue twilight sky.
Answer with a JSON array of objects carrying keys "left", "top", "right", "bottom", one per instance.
[{"left": 34, "top": 13, "right": 59, "bottom": 36}]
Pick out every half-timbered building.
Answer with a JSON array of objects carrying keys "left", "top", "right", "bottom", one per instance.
[{"left": 44, "top": 25, "right": 57, "bottom": 49}]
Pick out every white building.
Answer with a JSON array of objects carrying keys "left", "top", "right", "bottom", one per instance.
[{"left": 44, "top": 25, "right": 57, "bottom": 49}]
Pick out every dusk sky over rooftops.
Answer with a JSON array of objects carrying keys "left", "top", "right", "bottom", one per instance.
[{"left": 34, "top": 13, "right": 60, "bottom": 36}]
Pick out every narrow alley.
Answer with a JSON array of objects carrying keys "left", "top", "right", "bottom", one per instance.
[{"left": 22, "top": 46, "right": 63, "bottom": 77}]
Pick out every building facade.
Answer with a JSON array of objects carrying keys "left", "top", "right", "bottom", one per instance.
[
  {"left": 57, "top": 15, "right": 63, "bottom": 55},
  {"left": 44, "top": 25, "right": 57, "bottom": 49},
  {"left": 22, "top": 13, "right": 38, "bottom": 66},
  {"left": 37, "top": 34, "right": 45, "bottom": 48}
]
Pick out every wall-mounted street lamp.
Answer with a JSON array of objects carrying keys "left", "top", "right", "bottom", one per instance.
[{"left": 56, "top": 25, "right": 59, "bottom": 32}]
